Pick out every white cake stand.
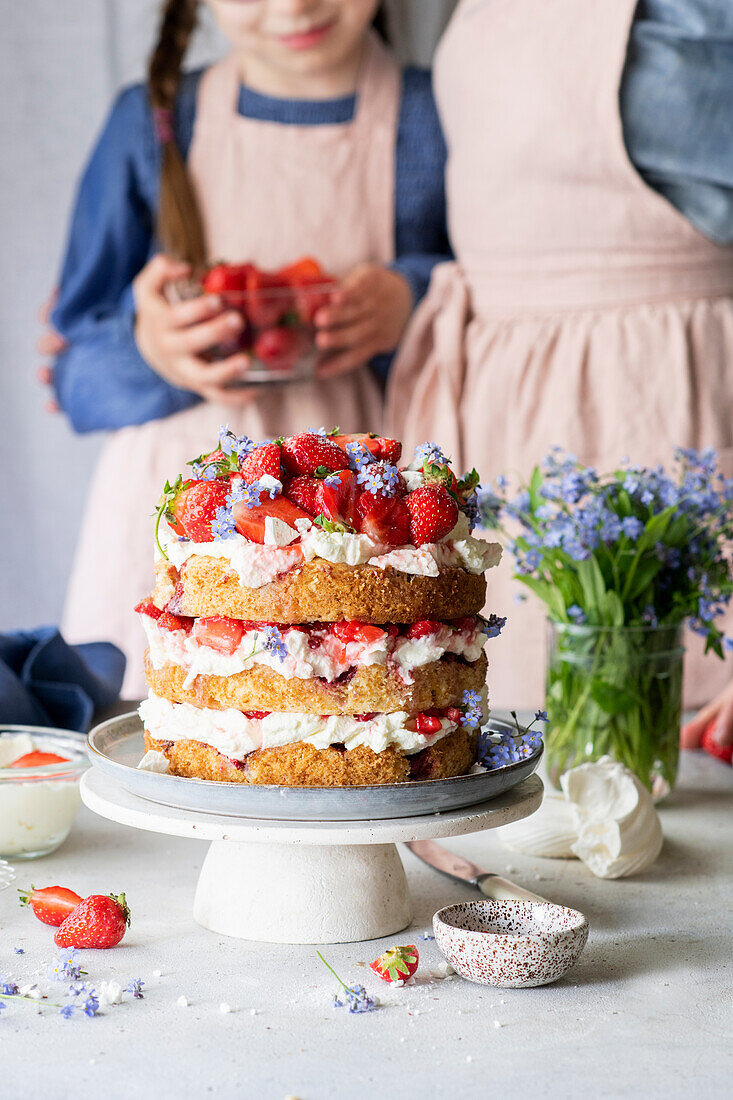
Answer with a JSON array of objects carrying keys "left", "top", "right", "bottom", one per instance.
[{"left": 81, "top": 768, "right": 542, "bottom": 945}]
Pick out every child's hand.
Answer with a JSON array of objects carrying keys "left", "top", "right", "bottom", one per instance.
[
  {"left": 314, "top": 263, "right": 413, "bottom": 377},
  {"left": 133, "top": 255, "right": 253, "bottom": 405},
  {"left": 681, "top": 679, "right": 733, "bottom": 750}
]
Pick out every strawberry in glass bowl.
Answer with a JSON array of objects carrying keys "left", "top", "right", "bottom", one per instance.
[{"left": 180, "top": 256, "right": 338, "bottom": 384}]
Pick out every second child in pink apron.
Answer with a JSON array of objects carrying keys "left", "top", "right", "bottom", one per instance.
[{"left": 388, "top": 0, "right": 733, "bottom": 711}]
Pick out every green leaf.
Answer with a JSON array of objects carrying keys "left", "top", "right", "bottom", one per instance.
[
  {"left": 518, "top": 576, "right": 567, "bottom": 620},
  {"left": 590, "top": 679, "right": 637, "bottom": 716},
  {"left": 528, "top": 466, "right": 543, "bottom": 511},
  {"left": 576, "top": 557, "right": 607, "bottom": 622}
]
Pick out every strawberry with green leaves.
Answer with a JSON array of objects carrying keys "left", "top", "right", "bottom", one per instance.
[
  {"left": 370, "top": 944, "right": 419, "bottom": 984},
  {"left": 405, "top": 485, "right": 459, "bottom": 545},
  {"left": 54, "top": 893, "right": 131, "bottom": 950},
  {"left": 155, "top": 475, "right": 230, "bottom": 553}
]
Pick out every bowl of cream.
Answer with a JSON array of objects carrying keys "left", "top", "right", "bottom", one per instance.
[{"left": 0, "top": 727, "right": 88, "bottom": 859}]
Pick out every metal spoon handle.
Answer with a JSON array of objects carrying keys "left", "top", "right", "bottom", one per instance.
[{"left": 475, "top": 873, "right": 547, "bottom": 904}]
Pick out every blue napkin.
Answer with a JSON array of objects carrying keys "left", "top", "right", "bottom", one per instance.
[{"left": 0, "top": 627, "right": 125, "bottom": 733}]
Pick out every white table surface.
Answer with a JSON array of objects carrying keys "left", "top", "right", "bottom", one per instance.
[{"left": 1, "top": 750, "right": 731, "bottom": 1100}]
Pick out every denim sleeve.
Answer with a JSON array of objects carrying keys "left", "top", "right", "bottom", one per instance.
[
  {"left": 621, "top": 0, "right": 733, "bottom": 244},
  {"left": 52, "top": 83, "right": 201, "bottom": 432},
  {"left": 374, "top": 67, "right": 452, "bottom": 383}
]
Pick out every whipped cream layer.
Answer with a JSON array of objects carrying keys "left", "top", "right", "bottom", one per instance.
[
  {"left": 138, "top": 693, "right": 469, "bottom": 759},
  {"left": 157, "top": 512, "right": 501, "bottom": 590},
  {"left": 141, "top": 615, "right": 486, "bottom": 688}
]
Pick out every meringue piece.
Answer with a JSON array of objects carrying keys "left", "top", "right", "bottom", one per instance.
[
  {"left": 496, "top": 794, "right": 577, "bottom": 858},
  {"left": 137, "top": 749, "right": 170, "bottom": 774},
  {"left": 263, "top": 516, "right": 298, "bottom": 546},
  {"left": 561, "top": 756, "right": 663, "bottom": 879}
]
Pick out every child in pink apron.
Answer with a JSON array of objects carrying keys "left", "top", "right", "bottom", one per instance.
[
  {"left": 387, "top": 0, "right": 733, "bottom": 713},
  {"left": 52, "top": 1, "right": 450, "bottom": 695}
]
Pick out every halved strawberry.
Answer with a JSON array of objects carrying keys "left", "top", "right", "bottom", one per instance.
[
  {"left": 331, "top": 621, "right": 387, "bottom": 646},
  {"left": 169, "top": 479, "right": 230, "bottom": 543},
  {"left": 8, "top": 752, "right": 70, "bottom": 768},
  {"left": 157, "top": 611, "right": 193, "bottom": 633},
  {"left": 315, "top": 469, "right": 360, "bottom": 529},
  {"left": 415, "top": 713, "right": 443, "bottom": 734},
  {"left": 134, "top": 599, "right": 163, "bottom": 620},
  {"left": 405, "top": 485, "right": 459, "bottom": 546},
  {"left": 331, "top": 432, "right": 402, "bottom": 464},
  {"left": 285, "top": 475, "right": 321, "bottom": 515},
  {"left": 231, "top": 495, "right": 310, "bottom": 544},
  {"left": 405, "top": 620, "right": 442, "bottom": 639},
  {"left": 356, "top": 492, "right": 411, "bottom": 547},
  {"left": 19, "top": 885, "right": 83, "bottom": 927},
  {"left": 446, "top": 706, "right": 463, "bottom": 725},
  {"left": 370, "top": 944, "right": 419, "bottom": 984},
  {"left": 240, "top": 442, "right": 282, "bottom": 482},
  {"left": 281, "top": 433, "right": 349, "bottom": 477},
  {"left": 193, "top": 617, "right": 245, "bottom": 655}
]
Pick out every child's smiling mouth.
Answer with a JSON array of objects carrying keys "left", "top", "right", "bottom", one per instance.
[{"left": 274, "top": 18, "right": 337, "bottom": 51}]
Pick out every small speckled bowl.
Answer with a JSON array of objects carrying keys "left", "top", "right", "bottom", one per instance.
[{"left": 433, "top": 899, "right": 589, "bottom": 988}]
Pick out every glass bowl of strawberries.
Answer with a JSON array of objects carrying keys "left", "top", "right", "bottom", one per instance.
[{"left": 178, "top": 257, "right": 338, "bottom": 383}]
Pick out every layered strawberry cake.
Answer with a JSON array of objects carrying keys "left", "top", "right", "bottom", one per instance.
[{"left": 136, "top": 428, "right": 503, "bottom": 786}]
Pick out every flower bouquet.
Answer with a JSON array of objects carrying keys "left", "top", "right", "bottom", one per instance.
[{"left": 479, "top": 448, "right": 733, "bottom": 797}]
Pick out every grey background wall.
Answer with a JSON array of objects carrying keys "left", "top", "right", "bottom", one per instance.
[{"left": 0, "top": 1, "right": 455, "bottom": 632}]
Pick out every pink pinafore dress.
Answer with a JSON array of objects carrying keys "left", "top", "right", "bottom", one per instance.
[
  {"left": 63, "top": 33, "right": 397, "bottom": 696},
  {"left": 387, "top": 0, "right": 733, "bottom": 711}
]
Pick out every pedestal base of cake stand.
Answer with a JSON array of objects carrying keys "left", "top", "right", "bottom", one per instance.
[{"left": 81, "top": 769, "right": 542, "bottom": 944}]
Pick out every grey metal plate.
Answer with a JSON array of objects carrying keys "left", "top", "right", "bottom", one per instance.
[{"left": 87, "top": 712, "right": 542, "bottom": 822}]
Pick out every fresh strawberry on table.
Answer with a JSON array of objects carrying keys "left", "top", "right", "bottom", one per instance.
[
  {"left": 19, "top": 885, "right": 83, "bottom": 927},
  {"left": 701, "top": 720, "right": 733, "bottom": 765},
  {"left": 54, "top": 893, "right": 131, "bottom": 950},
  {"left": 281, "top": 433, "right": 349, "bottom": 477},
  {"left": 405, "top": 485, "right": 459, "bottom": 545},
  {"left": 370, "top": 944, "right": 419, "bottom": 984},
  {"left": 193, "top": 616, "right": 245, "bottom": 655},
  {"left": 8, "top": 752, "right": 70, "bottom": 768},
  {"left": 356, "top": 491, "right": 411, "bottom": 547},
  {"left": 231, "top": 494, "right": 311, "bottom": 543},
  {"left": 239, "top": 442, "right": 283, "bottom": 482},
  {"left": 315, "top": 469, "right": 360, "bottom": 529},
  {"left": 169, "top": 478, "right": 230, "bottom": 542}
]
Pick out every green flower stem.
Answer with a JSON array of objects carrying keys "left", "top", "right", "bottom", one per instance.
[{"left": 316, "top": 951, "right": 350, "bottom": 993}]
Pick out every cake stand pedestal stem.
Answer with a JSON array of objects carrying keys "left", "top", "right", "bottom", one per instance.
[{"left": 193, "top": 839, "right": 412, "bottom": 944}]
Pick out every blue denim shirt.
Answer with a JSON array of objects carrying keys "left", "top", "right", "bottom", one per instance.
[
  {"left": 53, "top": 68, "right": 450, "bottom": 433},
  {"left": 622, "top": 0, "right": 733, "bottom": 245}
]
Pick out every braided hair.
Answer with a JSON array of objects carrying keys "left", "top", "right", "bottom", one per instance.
[{"left": 148, "top": 0, "right": 206, "bottom": 267}]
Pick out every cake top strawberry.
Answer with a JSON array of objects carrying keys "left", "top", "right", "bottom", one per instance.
[{"left": 155, "top": 427, "right": 482, "bottom": 557}]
